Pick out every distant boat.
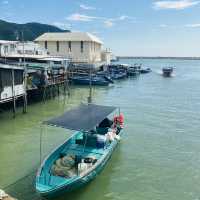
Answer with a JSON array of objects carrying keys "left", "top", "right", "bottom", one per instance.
[
  {"left": 127, "top": 67, "right": 140, "bottom": 76},
  {"left": 36, "top": 104, "right": 124, "bottom": 198},
  {"left": 111, "top": 71, "right": 127, "bottom": 79},
  {"left": 71, "top": 75, "right": 110, "bottom": 86},
  {"left": 162, "top": 67, "right": 174, "bottom": 77},
  {"left": 96, "top": 71, "right": 114, "bottom": 83},
  {"left": 139, "top": 68, "right": 152, "bottom": 74},
  {"left": 107, "top": 64, "right": 128, "bottom": 79}
]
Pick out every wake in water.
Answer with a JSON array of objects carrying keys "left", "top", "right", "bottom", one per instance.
[{"left": 155, "top": 70, "right": 176, "bottom": 77}]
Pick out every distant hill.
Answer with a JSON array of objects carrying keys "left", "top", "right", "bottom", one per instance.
[{"left": 0, "top": 20, "right": 70, "bottom": 41}]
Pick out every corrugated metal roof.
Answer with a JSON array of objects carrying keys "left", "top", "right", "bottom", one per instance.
[
  {"left": 0, "top": 40, "right": 18, "bottom": 44},
  {"left": 35, "top": 32, "right": 103, "bottom": 44},
  {"left": 0, "top": 64, "right": 24, "bottom": 70}
]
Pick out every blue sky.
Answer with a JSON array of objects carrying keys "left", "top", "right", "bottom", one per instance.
[{"left": 1, "top": 0, "right": 200, "bottom": 57}]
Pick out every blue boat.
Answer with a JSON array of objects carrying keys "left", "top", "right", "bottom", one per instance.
[
  {"left": 96, "top": 71, "right": 114, "bottom": 84},
  {"left": 71, "top": 75, "right": 110, "bottom": 86},
  {"left": 162, "top": 67, "right": 174, "bottom": 77},
  {"left": 111, "top": 71, "right": 127, "bottom": 79},
  {"left": 139, "top": 68, "right": 152, "bottom": 74},
  {"left": 127, "top": 67, "right": 140, "bottom": 76},
  {"left": 36, "top": 104, "right": 124, "bottom": 198},
  {"left": 107, "top": 64, "right": 128, "bottom": 80}
]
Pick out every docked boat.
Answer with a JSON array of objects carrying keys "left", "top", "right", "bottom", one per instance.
[
  {"left": 96, "top": 71, "right": 114, "bottom": 83},
  {"left": 36, "top": 104, "right": 124, "bottom": 198},
  {"left": 71, "top": 75, "right": 110, "bottom": 86},
  {"left": 107, "top": 64, "right": 128, "bottom": 79},
  {"left": 162, "top": 67, "right": 173, "bottom": 77},
  {"left": 127, "top": 67, "right": 140, "bottom": 76},
  {"left": 110, "top": 71, "right": 127, "bottom": 79},
  {"left": 139, "top": 68, "right": 151, "bottom": 74}
]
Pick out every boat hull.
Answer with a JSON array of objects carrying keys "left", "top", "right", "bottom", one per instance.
[
  {"left": 162, "top": 68, "right": 173, "bottom": 77},
  {"left": 71, "top": 77, "right": 109, "bottom": 86},
  {"left": 36, "top": 131, "right": 123, "bottom": 198},
  {"left": 140, "top": 68, "right": 151, "bottom": 74}
]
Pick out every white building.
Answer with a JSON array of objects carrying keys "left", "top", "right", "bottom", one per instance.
[
  {"left": 35, "top": 32, "right": 104, "bottom": 65},
  {"left": 0, "top": 64, "right": 25, "bottom": 103},
  {"left": 0, "top": 40, "right": 48, "bottom": 58},
  {"left": 101, "top": 49, "right": 112, "bottom": 65}
]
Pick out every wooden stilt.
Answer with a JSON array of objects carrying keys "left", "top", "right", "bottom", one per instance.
[
  {"left": 57, "top": 84, "right": 60, "bottom": 96},
  {"left": 11, "top": 69, "right": 16, "bottom": 118},
  {"left": 22, "top": 31, "right": 27, "bottom": 114},
  {"left": 23, "top": 71, "right": 27, "bottom": 113}
]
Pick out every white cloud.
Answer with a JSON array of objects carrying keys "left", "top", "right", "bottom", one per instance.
[
  {"left": 118, "top": 15, "right": 129, "bottom": 20},
  {"left": 185, "top": 23, "right": 200, "bottom": 27},
  {"left": 104, "top": 20, "right": 114, "bottom": 27},
  {"left": 2, "top": 0, "right": 9, "bottom": 4},
  {"left": 153, "top": 0, "right": 200, "bottom": 10},
  {"left": 160, "top": 24, "right": 168, "bottom": 27},
  {"left": 53, "top": 22, "right": 71, "bottom": 30},
  {"left": 66, "top": 13, "right": 136, "bottom": 28},
  {"left": 80, "top": 4, "right": 96, "bottom": 10},
  {"left": 66, "top": 13, "right": 101, "bottom": 22}
]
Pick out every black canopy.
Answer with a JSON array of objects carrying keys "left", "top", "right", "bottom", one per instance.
[{"left": 45, "top": 104, "right": 117, "bottom": 131}]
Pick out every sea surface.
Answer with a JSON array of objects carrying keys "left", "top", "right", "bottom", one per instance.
[{"left": 0, "top": 58, "right": 200, "bottom": 200}]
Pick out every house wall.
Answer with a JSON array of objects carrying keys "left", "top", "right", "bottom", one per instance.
[
  {"left": 101, "top": 51, "right": 112, "bottom": 65},
  {"left": 37, "top": 41, "right": 102, "bottom": 64},
  {"left": 0, "top": 42, "right": 48, "bottom": 57},
  {"left": 0, "top": 85, "right": 25, "bottom": 102},
  {"left": 0, "top": 68, "right": 25, "bottom": 102}
]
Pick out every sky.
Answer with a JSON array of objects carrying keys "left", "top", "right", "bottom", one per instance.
[{"left": 1, "top": 0, "right": 200, "bottom": 57}]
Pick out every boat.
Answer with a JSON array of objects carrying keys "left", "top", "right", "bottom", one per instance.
[
  {"left": 127, "top": 67, "right": 140, "bottom": 76},
  {"left": 110, "top": 71, "right": 127, "bottom": 79},
  {"left": 71, "top": 75, "right": 110, "bottom": 86},
  {"left": 107, "top": 64, "right": 128, "bottom": 80},
  {"left": 162, "top": 67, "right": 173, "bottom": 77},
  {"left": 139, "top": 68, "right": 151, "bottom": 74},
  {"left": 96, "top": 71, "right": 114, "bottom": 83},
  {"left": 36, "top": 104, "right": 124, "bottom": 198}
]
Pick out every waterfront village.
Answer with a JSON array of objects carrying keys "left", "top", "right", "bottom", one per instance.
[
  {"left": 0, "top": 31, "right": 153, "bottom": 115},
  {"left": 0, "top": 29, "right": 175, "bottom": 200},
  {"left": 0, "top": 32, "right": 110, "bottom": 112}
]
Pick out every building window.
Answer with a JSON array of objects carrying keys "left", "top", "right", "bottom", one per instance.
[
  {"left": 56, "top": 41, "right": 59, "bottom": 52},
  {"left": 68, "top": 41, "right": 71, "bottom": 52},
  {"left": 0, "top": 69, "right": 12, "bottom": 87},
  {"left": 45, "top": 41, "right": 48, "bottom": 49},
  {"left": 81, "top": 41, "right": 84, "bottom": 53},
  {"left": 14, "top": 70, "right": 23, "bottom": 85}
]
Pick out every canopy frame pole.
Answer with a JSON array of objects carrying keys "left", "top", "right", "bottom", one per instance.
[
  {"left": 88, "top": 66, "right": 92, "bottom": 104},
  {"left": 39, "top": 124, "right": 43, "bottom": 165},
  {"left": 82, "top": 131, "right": 88, "bottom": 154},
  {"left": 118, "top": 107, "right": 121, "bottom": 115}
]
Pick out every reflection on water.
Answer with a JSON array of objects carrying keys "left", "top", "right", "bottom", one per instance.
[{"left": 1, "top": 58, "right": 200, "bottom": 200}]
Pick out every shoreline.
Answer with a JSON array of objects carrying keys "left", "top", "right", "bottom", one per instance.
[{"left": 117, "top": 56, "right": 200, "bottom": 60}]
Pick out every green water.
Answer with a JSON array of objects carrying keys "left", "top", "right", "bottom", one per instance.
[{"left": 1, "top": 58, "right": 200, "bottom": 200}]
